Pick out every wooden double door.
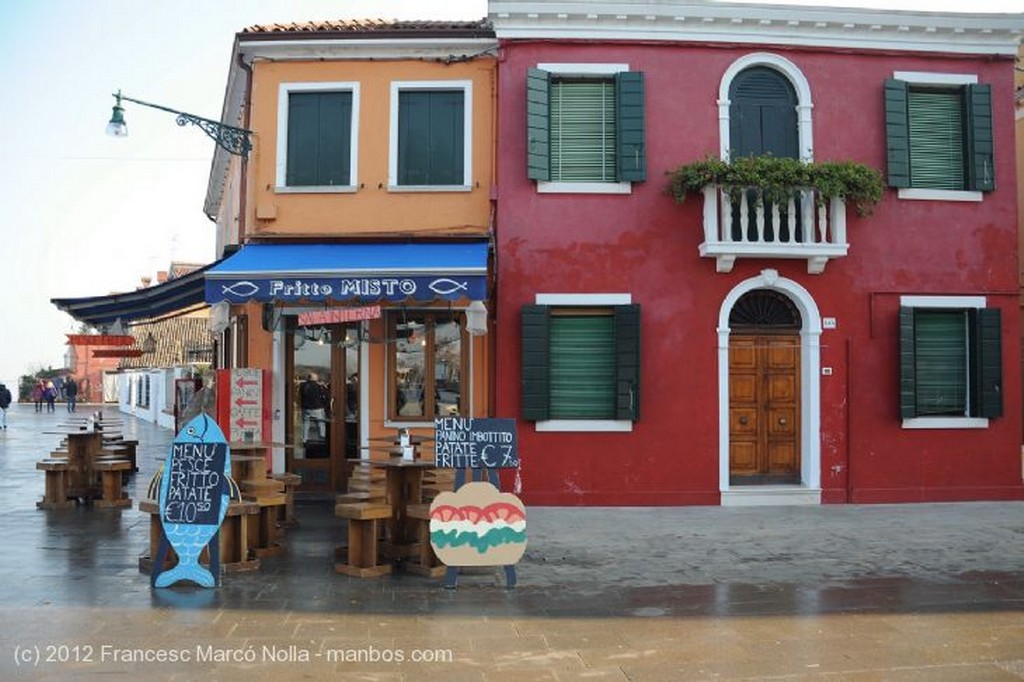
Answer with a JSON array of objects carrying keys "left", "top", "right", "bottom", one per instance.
[{"left": 729, "top": 334, "right": 800, "bottom": 485}]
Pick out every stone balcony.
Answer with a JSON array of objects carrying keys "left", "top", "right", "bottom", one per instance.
[{"left": 698, "top": 185, "right": 848, "bottom": 274}]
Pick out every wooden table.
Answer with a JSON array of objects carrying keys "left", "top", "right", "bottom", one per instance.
[
  {"left": 228, "top": 447, "right": 288, "bottom": 558},
  {"left": 371, "top": 459, "right": 436, "bottom": 560},
  {"left": 38, "top": 430, "right": 133, "bottom": 508}
]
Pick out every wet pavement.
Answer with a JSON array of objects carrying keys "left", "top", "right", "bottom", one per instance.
[{"left": 0, "top": 403, "right": 1023, "bottom": 680}]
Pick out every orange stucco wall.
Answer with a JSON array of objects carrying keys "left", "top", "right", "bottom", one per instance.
[{"left": 245, "top": 58, "right": 495, "bottom": 238}]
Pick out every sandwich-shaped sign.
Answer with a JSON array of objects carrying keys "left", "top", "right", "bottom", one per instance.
[{"left": 429, "top": 481, "right": 526, "bottom": 567}]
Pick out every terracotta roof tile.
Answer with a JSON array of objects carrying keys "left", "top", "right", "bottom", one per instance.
[
  {"left": 121, "top": 316, "right": 214, "bottom": 370},
  {"left": 242, "top": 17, "right": 492, "bottom": 36}
]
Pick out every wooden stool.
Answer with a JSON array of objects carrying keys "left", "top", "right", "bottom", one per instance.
[
  {"left": 36, "top": 459, "right": 73, "bottom": 509},
  {"left": 403, "top": 503, "right": 446, "bottom": 577},
  {"left": 271, "top": 472, "right": 302, "bottom": 528},
  {"left": 92, "top": 460, "right": 133, "bottom": 508},
  {"left": 334, "top": 503, "right": 393, "bottom": 578}
]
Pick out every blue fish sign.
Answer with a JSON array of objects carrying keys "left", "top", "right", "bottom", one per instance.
[{"left": 153, "top": 414, "right": 232, "bottom": 588}]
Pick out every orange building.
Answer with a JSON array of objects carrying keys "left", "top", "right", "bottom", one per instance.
[{"left": 203, "top": 20, "right": 497, "bottom": 495}]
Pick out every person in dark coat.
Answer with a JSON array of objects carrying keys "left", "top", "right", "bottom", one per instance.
[
  {"left": 0, "top": 383, "right": 11, "bottom": 429},
  {"left": 64, "top": 376, "right": 79, "bottom": 412}
]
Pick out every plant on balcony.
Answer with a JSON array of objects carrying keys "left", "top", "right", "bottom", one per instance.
[{"left": 666, "top": 155, "right": 885, "bottom": 217}]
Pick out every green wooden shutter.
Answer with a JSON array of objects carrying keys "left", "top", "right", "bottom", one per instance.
[
  {"left": 398, "top": 90, "right": 464, "bottom": 186},
  {"left": 317, "top": 92, "right": 351, "bottom": 186},
  {"left": 286, "top": 93, "right": 320, "bottom": 186},
  {"left": 966, "top": 83, "right": 994, "bottom": 192},
  {"left": 287, "top": 92, "right": 351, "bottom": 186},
  {"left": 526, "top": 69, "right": 551, "bottom": 181},
  {"left": 550, "top": 80, "right": 616, "bottom": 182},
  {"left": 974, "top": 307, "right": 1002, "bottom": 418},
  {"left": 915, "top": 310, "right": 968, "bottom": 416},
  {"left": 550, "top": 315, "right": 615, "bottom": 418},
  {"left": 615, "top": 71, "right": 645, "bottom": 182},
  {"left": 898, "top": 306, "right": 917, "bottom": 418},
  {"left": 884, "top": 79, "right": 911, "bottom": 189},
  {"left": 908, "top": 89, "right": 965, "bottom": 191},
  {"left": 614, "top": 304, "right": 641, "bottom": 420},
  {"left": 521, "top": 305, "right": 550, "bottom": 421}
]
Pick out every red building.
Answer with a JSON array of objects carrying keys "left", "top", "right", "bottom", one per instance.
[{"left": 491, "top": 2, "right": 1024, "bottom": 505}]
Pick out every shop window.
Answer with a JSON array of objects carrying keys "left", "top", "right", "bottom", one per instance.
[
  {"left": 899, "top": 296, "right": 1001, "bottom": 428},
  {"left": 390, "top": 81, "right": 471, "bottom": 189},
  {"left": 521, "top": 300, "right": 640, "bottom": 430},
  {"left": 388, "top": 312, "right": 466, "bottom": 421},
  {"left": 885, "top": 72, "right": 993, "bottom": 200},
  {"left": 527, "top": 64, "right": 645, "bottom": 192}
]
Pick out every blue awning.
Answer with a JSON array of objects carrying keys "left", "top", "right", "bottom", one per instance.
[
  {"left": 204, "top": 241, "right": 489, "bottom": 304},
  {"left": 52, "top": 262, "right": 215, "bottom": 327}
]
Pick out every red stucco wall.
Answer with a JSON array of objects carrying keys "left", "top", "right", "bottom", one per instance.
[{"left": 495, "top": 41, "right": 1022, "bottom": 505}]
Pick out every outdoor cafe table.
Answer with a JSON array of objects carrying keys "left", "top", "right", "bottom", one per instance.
[
  {"left": 370, "top": 458, "right": 435, "bottom": 560},
  {"left": 38, "top": 429, "right": 132, "bottom": 508}
]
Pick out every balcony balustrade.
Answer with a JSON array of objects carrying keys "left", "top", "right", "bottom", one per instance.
[{"left": 698, "top": 185, "right": 848, "bottom": 274}]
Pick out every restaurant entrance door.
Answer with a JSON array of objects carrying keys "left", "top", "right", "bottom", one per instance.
[{"left": 287, "top": 324, "right": 360, "bottom": 496}]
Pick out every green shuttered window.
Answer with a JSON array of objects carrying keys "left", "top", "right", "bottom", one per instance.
[
  {"left": 521, "top": 305, "right": 641, "bottom": 422},
  {"left": 286, "top": 92, "right": 352, "bottom": 187},
  {"left": 898, "top": 306, "right": 1002, "bottom": 420},
  {"left": 397, "top": 90, "right": 465, "bottom": 186},
  {"left": 526, "top": 69, "right": 645, "bottom": 184},
  {"left": 551, "top": 80, "right": 616, "bottom": 182},
  {"left": 884, "top": 79, "right": 994, "bottom": 192}
]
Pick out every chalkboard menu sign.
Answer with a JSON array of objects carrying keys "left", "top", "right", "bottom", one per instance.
[
  {"left": 434, "top": 417, "right": 518, "bottom": 469},
  {"left": 162, "top": 442, "right": 228, "bottom": 525}
]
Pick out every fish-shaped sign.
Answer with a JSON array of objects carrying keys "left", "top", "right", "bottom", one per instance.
[{"left": 155, "top": 414, "right": 232, "bottom": 588}]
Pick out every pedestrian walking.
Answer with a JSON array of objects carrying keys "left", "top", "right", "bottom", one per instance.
[
  {"left": 31, "top": 379, "right": 44, "bottom": 413},
  {"left": 44, "top": 381, "right": 57, "bottom": 413},
  {"left": 65, "top": 376, "right": 78, "bottom": 413},
  {"left": 0, "top": 383, "right": 11, "bottom": 429}
]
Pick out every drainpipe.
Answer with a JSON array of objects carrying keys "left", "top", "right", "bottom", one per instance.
[{"left": 236, "top": 51, "right": 252, "bottom": 243}]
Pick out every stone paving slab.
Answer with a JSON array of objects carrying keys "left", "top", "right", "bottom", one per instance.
[{"left": 0, "top": 404, "right": 1023, "bottom": 680}]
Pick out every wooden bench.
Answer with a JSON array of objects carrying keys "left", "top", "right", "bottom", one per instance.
[
  {"left": 36, "top": 459, "right": 74, "bottom": 509},
  {"left": 137, "top": 498, "right": 261, "bottom": 574},
  {"left": 100, "top": 441, "right": 137, "bottom": 472},
  {"left": 334, "top": 503, "right": 393, "bottom": 578},
  {"left": 403, "top": 503, "right": 446, "bottom": 577},
  {"left": 92, "top": 459, "right": 133, "bottom": 508}
]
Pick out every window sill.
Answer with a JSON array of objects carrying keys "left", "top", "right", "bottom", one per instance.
[
  {"left": 897, "top": 188, "right": 983, "bottom": 202},
  {"left": 275, "top": 185, "right": 357, "bottom": 194},
  {"left": 387, "top": 185, "right": 472, "bottom": 193},
  {"left": 537, "top": 181, "right": 632, "bottom": 195},
  {"left": 901, "top": 416, "right": 989, "bottom": 430},
  {"left": 535, "top": 419, "right": 633, "bottom": 432}
]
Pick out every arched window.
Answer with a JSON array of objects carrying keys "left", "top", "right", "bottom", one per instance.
[
  {"left": 718, "top": 53, "right": 813, "bottom": 162},
  {"left": 728, "top": 67, "right": 798, "bottom": 159}
]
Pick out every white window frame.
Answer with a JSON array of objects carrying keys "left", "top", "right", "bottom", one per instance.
[
  {"left": 536, "top": 63, "right": 632, "bottom": 195},
  {"left": 388, "top": 80, "right": 472, "bottom": 192},
  {"left": 534, "top": 293, "right": 633, "bottom": 432},
  {"left": 900, "top": 295, "right": 988, "bottom": 430},
  {"left": 892, "top": 71, "right": 983, "bottom": 203},
  {"left": 276, "top": 81, "right": 360, "bottom": 193}
]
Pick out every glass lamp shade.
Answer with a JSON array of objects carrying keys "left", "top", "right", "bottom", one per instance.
[{"left": 106, "top": 104, "right": 127, "bottom": 137}]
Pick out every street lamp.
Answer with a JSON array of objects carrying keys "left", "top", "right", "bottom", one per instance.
[{"left": 106, "top": 90, "right": 252, "bottom": 157}]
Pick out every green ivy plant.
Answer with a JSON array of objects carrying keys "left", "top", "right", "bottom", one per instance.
[{"left": 666, "top": 155, "right": 885, "bottom": 217}]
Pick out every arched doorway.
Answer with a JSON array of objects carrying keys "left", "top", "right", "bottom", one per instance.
[
  {"left": 728, "top": 289, "right": 801, "bottom": 485},
  {"left": 717, "top": 270, "right": 823, "bottom": 504}
]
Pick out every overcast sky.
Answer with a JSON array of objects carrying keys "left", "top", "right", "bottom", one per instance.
[{"left": 0, "top": 0, "right": 1017, "bottom": 389}]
